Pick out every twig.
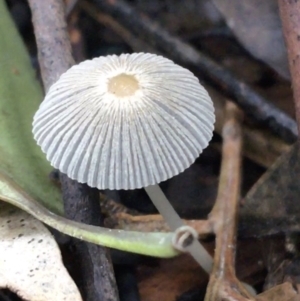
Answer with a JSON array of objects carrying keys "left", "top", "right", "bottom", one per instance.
[
  {"left": 27, "top": 1, "right": 119, "bottom": 300},
  {"left": 80, "top": 1, "right": 156, "bottom": 54},
  {"left": 205, "top": 102, "right": 253, "bottom": 301},
  {"left": 279, "top": 0, "right": 300, "bottom": 138},
  {"left": 105, "top": 212, "right": 212, "bottom": 235},
  {"left": 100, "top": 194, "right": 213, "bottom": 235},
  {"left": 91, "top": 0, "right": 297, "bottom": 143},
  {"left": 68, "top": 9, "right": 86, "bottom": 62}
]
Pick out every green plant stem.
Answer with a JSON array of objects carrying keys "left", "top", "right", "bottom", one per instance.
[{"left": 0, "top": 171, "right": 178, "bottom": 258}]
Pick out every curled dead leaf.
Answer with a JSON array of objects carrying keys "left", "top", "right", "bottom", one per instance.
[
  {"left": 212, "top": 0, "right": 290, "bottom": 79},
  {"left": 0, "top": 202, "right": 82, "bottom": 301}
]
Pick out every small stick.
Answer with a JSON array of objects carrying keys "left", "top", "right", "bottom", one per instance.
[
  {"left": 68, "top": 9, "right": 86, "bottom": 63},
  {"left": 205, "top": 102, "right": 253, "bottom": 301},
  {"left": 27, "top": 1, "right": 119, "bottom": 300},
  {"left": 104, "top": 211, "right": 212, "bottom": 236},
  {"left": 66, "top": 0, "right": 79, "bottom": 16},
  {"left": 80, "top": 1, "right": 156, "bottom": 54},
  {"left": 278, "top": 0, "right": 300, "bottom": 139}
]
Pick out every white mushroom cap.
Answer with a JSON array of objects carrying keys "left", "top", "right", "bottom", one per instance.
[{"left": 33, "top": 53, "right": 215, "bottom": 190}]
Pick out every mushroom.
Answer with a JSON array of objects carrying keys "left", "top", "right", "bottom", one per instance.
[{"left": 32, "top": 53, "right": 215, "bottom": 272}]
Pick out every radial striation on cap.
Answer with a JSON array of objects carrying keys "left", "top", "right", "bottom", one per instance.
[{"left": 33, "top": 53, "right": 215, "bottom": 190}]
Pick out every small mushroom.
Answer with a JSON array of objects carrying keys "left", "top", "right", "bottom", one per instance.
[{"left": 33, "top": 53, "right": 215, "bottom": 271}]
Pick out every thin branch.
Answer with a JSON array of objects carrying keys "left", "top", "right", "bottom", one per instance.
[
  {"left": 80, "top": 1, "right": 156, "bottom": 54},
  {"left": 278, "top": 0, "right": 300, "bottom": 139},
  {"left": 105, "top": 212, "right": 212, "bottom": 236},
  {"left": 66, "top": 0, "right": 79, "bottom": 16},
  {"left": 27, "top": 1, "right": 119, "bottom": 300},
  {"left": 68, "top": 9, "right": 86, "bottom": 63},
  {"left": 205, "top": 102, "right": 253, "bottom": 301},
  {"left": 92, "top": 0, "right": 297, "bottom": 143},
  {"left": 210, "top": 102, "right": 243, "bottom": 274},
  {"left": 100, "top": 194, "right": 213, "bottom": 235}
]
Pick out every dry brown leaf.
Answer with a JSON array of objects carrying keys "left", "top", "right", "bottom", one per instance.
[
  {"left": 0, "top": 202, "right": 82, "bottom": 301},
  {"left": 257, "top": 282, "right": 299, "bottom": 301},
  {"left": 138, "top": 255, "right": 208, "bottom": 301},
  {"left": 212, "top": 0, "right": 289, "bottom": 79},
  {"left": 240, "top": 142, "right": 300, "bottom": 237}
]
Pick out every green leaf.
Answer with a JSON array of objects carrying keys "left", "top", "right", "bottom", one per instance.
[{"left": 0, "top": 0, "right": 63, "bottom": 213}]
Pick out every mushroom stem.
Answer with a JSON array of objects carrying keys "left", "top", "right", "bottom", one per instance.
[
  {"left": 145, "top": 184, "right": 213, "bottom": 273},
  {"left": 144, "top": 185, "right": 182, "bottom": 229}
]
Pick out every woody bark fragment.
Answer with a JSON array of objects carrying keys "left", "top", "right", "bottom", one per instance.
[
  {"left": 27, "top": 1, "right": 118, "bottom": 300},
  {"left": 28, "top": 0, "right": 74, "bottom": 89}
]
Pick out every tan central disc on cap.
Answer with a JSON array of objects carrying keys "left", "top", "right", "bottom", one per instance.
[{"left": 108, "top": 73, "right": 139, "bottom": 97}]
